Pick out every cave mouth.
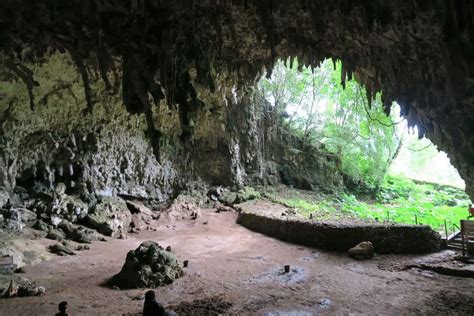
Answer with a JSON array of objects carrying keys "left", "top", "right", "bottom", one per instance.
[
  {"left": 256, "top": 57, "right": 472, "bottom": 236},
  {"left": 1, "top": 2, "right": 474, "bottom": 314}
]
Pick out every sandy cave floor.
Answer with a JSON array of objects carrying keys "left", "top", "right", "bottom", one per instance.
[{"left": 0, "top": 208, "right": 473, "bottom": 316}]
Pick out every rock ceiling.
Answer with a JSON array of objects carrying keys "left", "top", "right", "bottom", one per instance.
[{"left": 1, "top": 0, "right": 473, "bottom": 198}]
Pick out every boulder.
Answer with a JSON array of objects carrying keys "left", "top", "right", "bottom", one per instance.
[
  {"left": 216, "top": 204, "right": 234, "bottom": 213},
  {"left": 125, "top": 201, "right": 154, "bottom": 217},
  {"left": 85, "top": 197, "right": 131, "bottom": 237},
  {"left": 49, "top": 195, "right": 89, "bottom": 223},
  {"left": 126, "top": 201, "right": 154, "bottom": 231},
  {"left": 33, "top": 220, "right": 51, "bottom": 232},
  {"left": 1, "top": 208, "right": 36, "bottom": 232},
  {"left": 54, "top": 183, "right": 67, "bottom": 196},
  {"left": 58, "top": 221, "right": 99, "bottom": 243},
  {"left": 0, "top": 233, "right": 51, "bottom": 269},
  {"left": 348, "top": 241, "right": 374, "bottom": 260},
  {"left": 18, "top": 208, "right": 38, "bottom": 224},
  {"left": 165, "top": 198, "right": 200, "bottom": 221},
  {"left": 110, "top": 241, "right": 183, "bottom": 289},
  {"left": 46, "top": 229, "right": 66, "bottom": 241},
  {"left": 48, "top": 244, "right": 75, "bottom": 256},
  {"left": 1, "top": 278, "right": 46, "bottom": 298},
  {"left": 0, "top": 190, "right": 10, "bottom": 209}
]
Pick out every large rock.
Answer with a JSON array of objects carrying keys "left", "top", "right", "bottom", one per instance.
[
  {"left": 85, "top": 197, "right": 131, "bottom": 237},
  {"left": 1, "top": 207, "right": 37, "bottom": 232},
  {"left": 126, "top": 201, "right": 155, "bottom": 231},
  {"left": 111, "top": 241, "right": 183, "bottom": 289},
  {"left": 48, "top": 244, "right": 75, "bottom": 256},
  {"left": 0, "top": 277, "right": 46, "bottom": 298},
  {"left": 348, "top": 241, "right": 375, "bottom": 260},
  {"left": 48, "top": 194, "right": 89, "bottom": 223},
  {"left": 46, "top": 228, "right": 66, "bottom": 241},
  {"left": 0, "top": 191, "right": 10, "bottom": 209},
  {"left": 58, "top": 221, "right": 100, "bottom": 244},
  {"left": 165, "top": 195, "right": 201, "bottom": 221},
  {"left": 0, "top": 233, "right": 51, "bottom": 269}
]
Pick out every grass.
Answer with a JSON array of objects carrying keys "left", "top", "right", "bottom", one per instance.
[{"left": 263, "top": 175, "right": 472, "bottom": 235}]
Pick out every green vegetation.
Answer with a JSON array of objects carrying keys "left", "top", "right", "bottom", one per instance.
[
  {"left": 258, "top": 58, "right": 401, "bottom": 190},
  {"left": 264, "top": 175, "right": 471, "bottom": 234},
  {"left": 256, "top": 58, "right": 471, "bottom": 235},
  {"left": 235, "top": 186, "right": 261, "bottom": 203}
]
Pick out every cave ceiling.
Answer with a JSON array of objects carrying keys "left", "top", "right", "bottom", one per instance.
[{"left": 1, "top": 0, "right": 474, "bottom": 197}]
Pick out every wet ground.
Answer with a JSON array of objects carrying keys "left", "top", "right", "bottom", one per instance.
[{"left": 0, "top": 208, "right": 473, "bottom": 315}]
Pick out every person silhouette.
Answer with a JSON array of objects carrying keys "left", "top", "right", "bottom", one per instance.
[
  {"left": 55, "top": 301, "right": 70, "bottom": 316},
  {"left": 143, "top": 290, "right": 165, "bottom": 316}
]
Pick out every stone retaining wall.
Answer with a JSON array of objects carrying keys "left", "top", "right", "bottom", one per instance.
[{"left": 237, "top": 211, "right": 442, "bottom": 254}]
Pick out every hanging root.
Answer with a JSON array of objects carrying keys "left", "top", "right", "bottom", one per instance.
[
  {"left": 4, "top": 59, "right": 39, "bottom": 111},
  {"left": 97, "top": 48, "right": 112, "bottom": 93},
  {"left": 68, "top": 48, "right": 94, "bottom": 114},
  {"left": 128, "top": 55, "right": 163, "bottom": 161}
]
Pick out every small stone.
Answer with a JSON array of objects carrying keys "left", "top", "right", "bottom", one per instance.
[
  {"left": 130, "top": 294, "right": 144, "bottom": 300},
  {"left": 54, "top": 183, "right": 67, "bottom": 196},
  {"left": 316, "top": 298, "right": 332, "bottom": 310},
  {"left": 216, "top": 205, "right": 233, "bottom": 213},
  {"left": 76, "top": 245, "right": 90, "bottom": 251},
  {"left": 14, "top": 267, "right": 26, "bottom": 274},
  {"left": 36, "top": 286, "right": 46, "bottom": 296},
  {"left": 190, "top": 209, "right": 201, "bottom": 220}
]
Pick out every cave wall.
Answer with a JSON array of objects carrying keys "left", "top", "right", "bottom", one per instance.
[
  {"left": 0, "top": 53, "right": 343, "bottom": 206},
  {"left": 0, "top": 54, "right": 181, "bottom": 205},
  {"left": 0, "top": 1, "right": 473, "bottom": 199}
]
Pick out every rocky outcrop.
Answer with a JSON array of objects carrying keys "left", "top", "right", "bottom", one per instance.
[
  {"left": 110, "top": 241, "right": 184, "bottom": 289},
  {"left": 0, "top": 1, "right": 473, "bottom": 199},
  {"left": 85, "top": 197, "right": 131, "bottom": 237},
  {"left": 126, "top": 201, "right": 155, "bottom": 231}
]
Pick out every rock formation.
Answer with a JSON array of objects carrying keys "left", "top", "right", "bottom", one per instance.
[
  {"left": 0, "top": 2, "right": 473, "bottom": 224},
  {"left": 110, "top": 241, "right": 184, "bottom": 289}
]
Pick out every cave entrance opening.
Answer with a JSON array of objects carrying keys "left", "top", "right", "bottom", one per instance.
[{"left": 255, "top": 58, "right": 472, "bottom": 235}]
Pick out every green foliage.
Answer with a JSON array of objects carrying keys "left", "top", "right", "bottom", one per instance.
[
  {"left": 235, "top": 186, "right": 261, "bottom": 203},
  {"left": 257, "top": 59, "right": 401, "bottom": 190},
  {"left": 267, "top": 175, "right": 471, "bottom": 234},
  {"left": 344, "top": 175, "right": 471, "bottom": 232}
]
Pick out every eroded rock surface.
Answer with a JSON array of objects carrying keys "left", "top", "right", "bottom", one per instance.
[
  {"left": 85, "top": 197, "right": 131, "bottom": 237},
  {"left": 0, "top": 1, "right": 473, "bottom": 200},
  {"left": 111, "top": 241, "right": 183, "bottom": 289}
]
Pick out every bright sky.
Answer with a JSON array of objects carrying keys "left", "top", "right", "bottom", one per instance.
[{"left": 389, "top": 105, "right": 465, "bottom": 188}]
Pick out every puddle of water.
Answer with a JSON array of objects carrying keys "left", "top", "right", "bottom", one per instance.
[
  {"left": 244, "top": 266, "right": 308, "bottom": 285},
  {"left": 263, "top": 310, "right": 313, "bottom": 316}
]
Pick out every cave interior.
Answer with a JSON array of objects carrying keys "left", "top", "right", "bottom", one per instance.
[{"left": 0, "top": 0, "right": 474, "bottom": 314}]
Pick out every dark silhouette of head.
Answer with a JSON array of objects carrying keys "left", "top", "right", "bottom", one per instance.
[
  {"left": 58, "top": 301, "right": 68, "bottom": 313},
  {"left": 145, "top": 290, "right": 156, "bottom": 301}
]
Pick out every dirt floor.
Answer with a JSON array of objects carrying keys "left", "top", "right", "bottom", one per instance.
[{"left": 0, "top": 208, "right": 473, "bottom": 315}]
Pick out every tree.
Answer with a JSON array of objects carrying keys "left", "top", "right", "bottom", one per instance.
[{"left": 258, "top": 58, "right": 402, "bottom": 190}]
